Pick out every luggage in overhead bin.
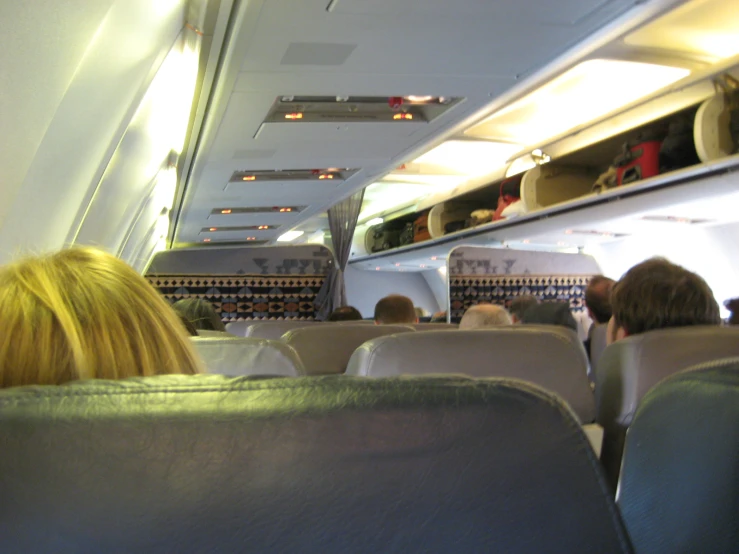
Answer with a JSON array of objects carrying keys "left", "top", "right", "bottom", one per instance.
[
  {"left": 695, "top": 77, "right": 739, "bottom": 162},
  {"left": 399, "top": 222, "right": 415, "bottom": 246},
  {"left": 413, "top": 210, "right": 431, "bottom": 243},
  {"left": 614, "top": 137, "right": 662, "bottom": 186},
  {"left": 659, "top": 113, "right": 700, "bottom": 172},
  {"left": 366, "top": 220, "right": 405, "bottom": 253}
]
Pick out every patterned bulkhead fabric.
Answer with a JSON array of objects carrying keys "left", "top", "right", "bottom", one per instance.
[
  {"left": 148, "top": 274, "right": 326, "bottom": 321},
  {"left": 449, "top": 274, "right": 592, "bottom": 323}
]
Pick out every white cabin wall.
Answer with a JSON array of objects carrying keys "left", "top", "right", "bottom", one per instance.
[
  {"left": 344, "top": 266, "right": 441, "bottom": 319},
  {"left": 0, "top": 0, "right": 188, "bottom": 264},
  {"left": 586, "top": 220, "right": 739, "bottom": 317},
  {"left": 422, "top": 268, "right": 449, "bottom": 314}
]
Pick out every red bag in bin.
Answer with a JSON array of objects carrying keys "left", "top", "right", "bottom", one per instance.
[
  {"left": 614, "top": 140, "right": 661, "bottom": 186},
  {"left": 493, "top": 176, "right": 522, "bottom": 221}
]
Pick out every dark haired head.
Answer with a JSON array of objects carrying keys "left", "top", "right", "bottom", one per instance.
[
  {"left": 327, "top": 306, "right": 363, "bottom": 321},
  {"left": 585, "top": 275, "right": 615, "bottom": 324},
  {"left": 521, "top": 302, "right": 578, "bottom": 332},
  {"left": 509, "top": 295, "right": 539, "bottom": 322},
  {"left": 172, "top": 298, "right": 226, "bottom": 332},
  {"left": 374, "top": 294, "right": 417, "bottom": 324},
  {"left": 610, "top": 258, "right": 720, "bottom": 339}
]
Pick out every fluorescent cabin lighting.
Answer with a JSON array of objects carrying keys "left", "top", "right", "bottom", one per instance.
[
  {"left": 277, "top": 230, "right": 304, "bottom": 242},
  {"left": 413, "top": 140, "right": 522, "bottom": 177},
  {"left": 366, "top": 217, "right": 384, "bottom": 226},
  {"left": 625, "top": 0, "right": 739, "bottom": 60},
  {"left": 468, "top": 59, "right": 690, "bottom": 146}
]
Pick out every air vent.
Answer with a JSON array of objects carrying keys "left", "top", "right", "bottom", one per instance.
[
  {"left": 228, "top": 168, "right": 358, "bottom": 183},
  {"left": 211, "top": 206, "right": 305, "bottom": 215},
  {"left": 641, "top": 215, "right": 715, "bottom": 225},
  {"left": 564, "top": 229, "right": 629, "bottom": 238},
  {"left": 264, "top": 96, "right": 462, "bottom": 124},
  {"left": 201, "top": 225, "right": 279, "bottom": 233}
]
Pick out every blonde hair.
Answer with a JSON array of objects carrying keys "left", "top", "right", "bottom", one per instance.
[{"left": 0, "top": 247, "right": 203, "bottom": 387}]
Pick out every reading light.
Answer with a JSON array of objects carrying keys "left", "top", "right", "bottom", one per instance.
[
  {"left": 468, "top": 59, "right": 690, "bottom": 145},
  {"left": 246, "top": 237, "right": 257, "bottom": 241},
  {"left": 279, "top": 207, "right": 293, "bottom": 212},
  {"left": 285, "top": 113, "right": 303, "bottom": 120},
  {"left": 367, "top": 217, "right": 384, "bottom": 226},
  {"left": 203, "top": 238, "right": 211, "bottom": 242},
  {"left": 318, "top": 174, "right": 335, "bottom": 180},
  {"left": 221, "top": 209, "right": 232, "bottom": 214},
  {"left": 258, "top": 225, "right": 269, "bottom": 230},
  {"left": 277, "top": 230, "right": 304, "bottom": 242},
  {"left": 393, "top": 113, "right": 413, "bottom": 120},
  {"left": 405, "top": 96, "right": 434, "bottom": 103},
  {"left": 242, "top": 176, "right": 256, "bottom": 181},
  {"left": 209, "top": 227, "right": 217, "bottom": 232}
]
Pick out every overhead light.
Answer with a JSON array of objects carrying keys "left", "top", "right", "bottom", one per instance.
[
  {"left": 209, "top": 227, "right": 217, "bottom": 232},
  {"left": 395, "top": 263, "right": 401, "bottom": 267},
  {"left": 468, "top": 59, "right": 690, "bottom": 146},
  {"left": 203, "top": 238, "right": 211, "bottom": 243},
  {"left": 279, "top": 207, "right": 293, "bottom": 212},
  {"left": 246, "top": 237, "right": 257, "bottom": 241},
  {"left": 430, "top": 256, "right": 438, "bottom": 260},
  {"left": 258, "top": 225, "right": 269, "bottom": 230},
  {"left": 318, "top": 174, "right": 335, "bottom": 179},
  {"left": 393, "top": 113, "right": 414, "bottom": 120},
  {"left": 414, "top": 140, "right": 522, "bottom": 177},
  {"left": 284, "top": 113, "right": 303, "bottom": 120},
  {"left": 625, "top": 0, "right": 739, "bottom": 60},
  {"left": 220, "top": 209, "right": 232, "bottom": 214},
  {"left": 367, "top": 217, "right": 384, "bottom": 226},
  {"left": 242, "top": 176, "right": 256, "bottom": 181},
  {"left": 277, "top": 230, "right": 304, "bottom": 242}
]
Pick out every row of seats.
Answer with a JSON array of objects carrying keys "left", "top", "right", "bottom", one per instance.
[
  {"left": 3, "top": 358, "right": 735, "bottom": 552},
  {"left": 225, "top": 319, "right": 458, "bottom": 340}
]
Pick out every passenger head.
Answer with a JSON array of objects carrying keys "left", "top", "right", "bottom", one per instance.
[
  {"left": 509, "top": 295, "right": 540, "bottom": 323},
  {"left": 414, "top": 307, "right": 427, "bottom": 320},
  {"left": 0, "top": 247, "right": 202, "bottom": 388},
  {"left": 172, "top": 298, "right": 226, "bottom": 332},
  {"left": 430, "top": 310, "right": 447, "bottom": 323},
  {"left": 725, "top": 298, "right": 739, "bottom": 326},
  {"left": 585, "top": 275, "right": 615, "bottom": 324},
  {"left": 608, "top": 258, "right": 721, "bottom": 344},
  {"left": 374, "top": 294, "right": 418, "bottom": 324},
  {"left": 521, "top": 302, "right": 578, "bottom": 332},
  {"left": 177, "top": 313, "right": 199, "bottom": 336},
  {"left": 327, "top": 305, "right": 363, "bottom": 321},
  {"left": 459, "top": 304, "right": 512, "bottom": 330}
]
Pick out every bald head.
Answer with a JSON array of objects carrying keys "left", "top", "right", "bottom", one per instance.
[{"left": 459, "top": 304, "right": 512, "bottom": 330}]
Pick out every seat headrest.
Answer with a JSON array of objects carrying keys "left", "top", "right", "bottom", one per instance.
[
  {"left": 409, "top": 323, "right": 459, "bottom": 331},
  {"left": 589, "top": 324, "right": 609, "bottom": 370},
  {"left": 224, "top": 321, "right": 251, "bottom": 337},
  {"left": 595, "top": 326, "right": 739, "bottom": 430},
  {"left": 282, "top": 324, "right": 414, "bottom": 375},
  {"left": 196, "top": 329, "right": 234, "bottom": 338},
  {"left": 191, "top": 336, "right": 304, "bottom": 376},
  {"left": 346, "top": 326, "right": 594, "bottom": 422},
  {"left": 618, "top": 357, "right": 739, "bottom": 554},
  {"left": 244, "top": 320, "right": 322, "bottom": 340},
  {"left": 0, "top": 375, "right": 632, "bottom": 553}
]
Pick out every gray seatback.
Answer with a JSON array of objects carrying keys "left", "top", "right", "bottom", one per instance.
[
  {"left": 409, "top": 323, "right": 459, "bottom": 331},
  {"left": 589, "top": 324, "right": 608, "bottom": 369},
  {"left": 346, "top": 326, "right": 594, "bottom": 422},
  {"left": 0, "top": 375, "right": 633, "bottom": 553},
  {"left": 282, "top": 324, "right": 415, "bottom": 375},
  {"left": 224, "top": 321, "right": 252, "bottom": 337},
  {"left": 244, "top": 320, "right": 322, "bottom": 339},
  {"left": 618, "top": 358, "right": 739, "bottom": 554},
  {"left": 595, "top": 325, "right": 739, "bottom": 487},
  {"left": 197, "top": 329, "right": 234, "bottom": 338},
  {"left": 191, "top": 336, "right": 304, "bottom": 377}
]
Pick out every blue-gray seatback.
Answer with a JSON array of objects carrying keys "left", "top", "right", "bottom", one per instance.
[
  {"left": 595, "top": 326, "right": 739, "bottom": 486},
  {"left": 0, "top": 375, "right": 633, "bottom": 553},
  {"left": 346, "top": 326, "right": 594, "bottom": 423},
  {"left": 618, "top": 358, "right": 739, "bottom": 554},
  {"left": 244, "top": 320, "right": 322, "bottom": 340},
  {"left": 191, "top": 336, "right": 304, "bottom": 376},
  {"left": 281, "top": 324, "right": 415, "bottom": 375}
]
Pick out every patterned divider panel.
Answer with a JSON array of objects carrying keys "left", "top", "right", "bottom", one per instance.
[
  {"left": 448, "top": 246, "right": 601, "bottom": 324},
  {"left": 148, "top": 274, "right": 326, "bottom": 321}
]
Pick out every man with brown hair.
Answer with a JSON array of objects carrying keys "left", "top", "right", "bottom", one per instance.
[
  {"left": 585, "top": 275, "right": 616, "bottom": 325},
  {"left": 374, "top": 294, "right": 418, "bottom": 325},
  {"left": 608, "top": 258, "right": 721, "bottom": 344}
]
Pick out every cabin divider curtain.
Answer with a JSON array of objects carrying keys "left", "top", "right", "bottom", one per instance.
[{"left": 315, "top": 189, "right": 365, "bottom": 320}]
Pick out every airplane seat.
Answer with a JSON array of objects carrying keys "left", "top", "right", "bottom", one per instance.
[
  {"left": 191, "top": 336, "right": 304, "bottom": 377},
  {"left": 346, "top": 326, "right": 595, "bottom": 424},
  {"left": 244, "top": 320, "right": 323, "bottom": 340},
  {"left": 408, "top": 323, "right": 459, "bottom": 330},
  {"left": 0, "top": 375, "right": 633, "bottom": 553},
  {"left": 196, "top": 329, "right": 234, "bottom": 338},
  {"left": 594, "top": 325, "right": 739, "bottom": 489},
  {"left": 589, "top": 324, "right": 609, "bottom": 369},
  {"left": 224, "top": 321, "right": 252, "bottom": 337},
  {"left": 617, "top": 357, "right": 739, "bottom": 554},
  {"left": 281, "top": 324, "right": 415, "bottom": 376}
]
